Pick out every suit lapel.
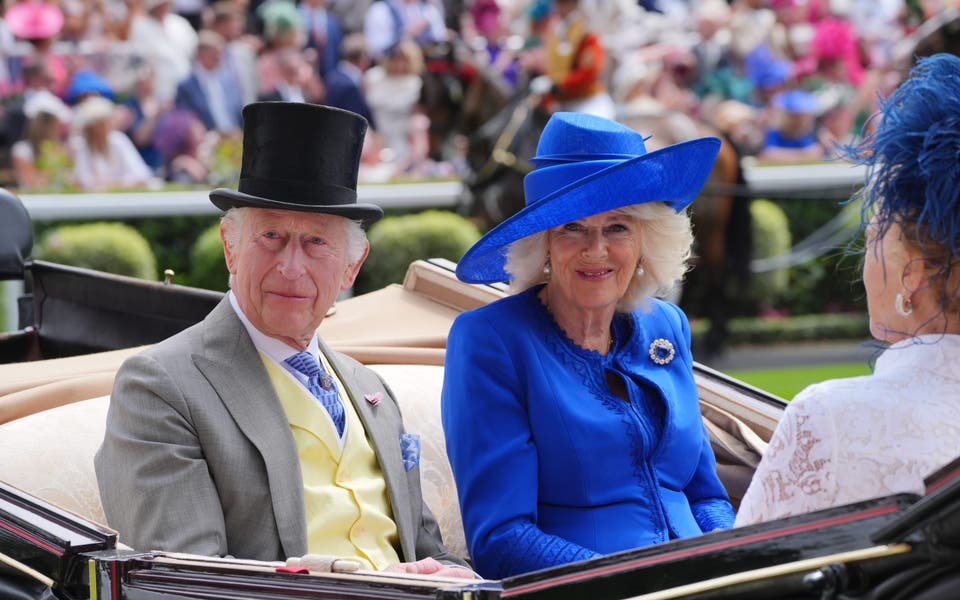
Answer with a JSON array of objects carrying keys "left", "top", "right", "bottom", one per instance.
[
  {"left": 321, "top": 339, "right": 416, "bottom": 561},
  {"left": 192, "top": 299, "right": 308, "bottom": 558}
]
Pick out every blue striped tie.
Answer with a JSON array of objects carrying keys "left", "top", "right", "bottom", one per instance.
[{"left": 284, "top": 351, "right": 346, "bottom": 436}]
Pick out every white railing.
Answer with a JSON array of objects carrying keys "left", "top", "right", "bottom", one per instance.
[
  {"left": 19, "top": 181, "right": 466, "bottom": 221},
  {"left": 17, "top": 163, "right": 866, "bottom": 221}
]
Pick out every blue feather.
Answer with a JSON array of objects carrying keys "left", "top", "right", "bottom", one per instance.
[{"left": 843, "top": 53, "right": 960, "bottom": 260}]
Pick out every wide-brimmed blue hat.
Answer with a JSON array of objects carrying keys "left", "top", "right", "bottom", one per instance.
[
  {"left": 455, "top": 112, "right": 720, "bottom": 284},
  {"left": 773, "top": 88, "right": 819, "bottom": 114}
]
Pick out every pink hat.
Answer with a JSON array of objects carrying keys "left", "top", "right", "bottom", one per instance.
[{"left": 5, "top": 2, "right": 64, "bottom": 40}]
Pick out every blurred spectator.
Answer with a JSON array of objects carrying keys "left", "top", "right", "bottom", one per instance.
[
  {"left": 176, "top": 29, "right": 243, "bottom": 133},
  {"left": 255, "top": 0, "right": 306, "bottom": 96},
  {"left": 542, "top": 0, "right": 615, "bottom": 118},
  {"left": 329, "top": 0, "right": 371, "bottom": 34},
  {"left": 728, "top": 0, "right": 780, "bottom": 61},
  {"left": 690, "top": 0, "right": 752, "bottom": 104},
  {"left": 65, "top": 68, "right": 115, "bottom": 105},
  {"left": 579, "top": 0, "right": 649, "bottom": 60},
  {"left": 173, "top": 0, "right": 205, "bottom": 30},
  {"left": 462, "top": 0, "right": 522, "bottom": 91},
  {"left": 5, "top": 0, "right": 69, "bottom": 96},
  {"left": 0, "top": 12, "right": 17, "bottom": 95},
  {"left": 119, "top": 62, "right": 171, "bottom": 170},
  {"left": 757, "top": 88, "right": 825, "bottom": 163},
  {"left": 364, "top": 38, "right": 425, "bottom": 171},
  {"left": 744, "top": 42, "right": 793, "bottom": 107},
  {"left": 11, "top": 90, "right": 72, "bottom": 190},
  {"left": 209, "top": 0, "right": 258, "bottom": 106},
  {"left": 612, "top": 49, "right": 664, "bottom": 119},
  {"left": 709, "top": 98, "right": 764, "bottom": 157},
  {"left": 60, "top": 0, "right": 127, "bottom": 42},
  {"left": 298, "top": 0, "right": 342, "bottom": 76},
  {"left": 809, "top": 16, "right": 865, "bottom": 87},
  {"left": 69, "top": 96, "right": 154, "bottom": 190},
  {"left": 257, "top": 46, "right": 324, "bottom": 102},
  {"left": 127, "top": 0, "right": 198, "bottom": 103},
  {"left": 323, "top": 31, "right": 375, "bottom": 126},
  {"left": 515, "top": 0, "right": 552, "bottom": 77},
  {"left": 153, "top": 108, "right": 212, "bottom": 183},
  {"left": 653, "top": 44, "right": 702, "bottom": 115},
  {"left": 0, "top": 57, "right": 55, "bottom": 150},
  {"left": 363, "top": 0, "right": 448, "bottom": 62}
]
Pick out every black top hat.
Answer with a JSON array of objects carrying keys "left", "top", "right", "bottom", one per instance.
[{"left": 210, "top": 102, "right": 383, "bottom": 228}]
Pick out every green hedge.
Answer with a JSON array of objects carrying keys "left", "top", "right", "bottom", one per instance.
[
  {"left": 124, "top": 215, "right": 221, "bottom": 286},
  {"left": 34, "top": 222, "right": 157, "bottom": 280},
  {"left": 354, "top": 210, "right": 481, "bottom": 294},
  {"left": 771, "top": 198, "right": 866, "bottom": 315},
  {"left": 188, "top": 223, "right": 230, "bottom": 291},
  {"left": 691, "top": 312, "right": 869, "bottom": 345},
  {"left": 750, "top": 199, "right": 792, "bottom": 303}
]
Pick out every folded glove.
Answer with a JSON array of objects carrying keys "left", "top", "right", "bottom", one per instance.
[{"left": 285, "top": 554, "right": 363, "bottom": 573}]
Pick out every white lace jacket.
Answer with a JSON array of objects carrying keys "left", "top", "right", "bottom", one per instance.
[{"left": 735, "top": 334, "right": 960, "bottom": 526}]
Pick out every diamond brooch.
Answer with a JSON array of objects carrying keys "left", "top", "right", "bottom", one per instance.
[{"left": 648, "top": 338, "right": 675, "bottom": 365}]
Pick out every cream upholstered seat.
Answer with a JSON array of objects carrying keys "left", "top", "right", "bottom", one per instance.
[{"left": 0, "top": 363, "right": 468, "bottom": 561}]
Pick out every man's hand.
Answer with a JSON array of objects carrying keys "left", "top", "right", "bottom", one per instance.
[
  {"left": 383, "top": 557, "right": 479, "bottom": 579},
  {"left": 285, "top": 554, "right": 363, "bottom": 573}
]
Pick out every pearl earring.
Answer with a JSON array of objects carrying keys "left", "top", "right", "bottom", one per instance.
[
  {"left": 894, "top": 292, "right": 913, "bottom": 317},
  {"left": 543, "top": 258, "right": 552, "bottom": 279},
  {"left": 636, "top": 259, "right": 645, "bottom": 278}
]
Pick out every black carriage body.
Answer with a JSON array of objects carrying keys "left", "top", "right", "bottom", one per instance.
[{"left": 6, "top": 462, "right": 960, "bottom": 600}]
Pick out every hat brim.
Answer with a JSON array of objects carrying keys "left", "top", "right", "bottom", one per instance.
[
  {"left": 6, "top": 2, "right": 64, "bottom": 39},
  {"left": 455, "top": 136, "right": 721, "bottom": 283},
  {"left": 210, "top": 188, "right": 384, "bottom": 229}
]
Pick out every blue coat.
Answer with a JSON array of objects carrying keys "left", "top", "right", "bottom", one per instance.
[
  {"left": 441, "top": 288, "right": 734, "bottom": 579},
  {"left": 175, "top": 72, "right": 243, "bottom": 132}
]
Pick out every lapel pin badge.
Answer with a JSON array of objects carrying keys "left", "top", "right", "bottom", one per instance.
[
  {"left": 648, "top": 338, "right": 675, "bottom": 365},
  {"left": 364, "top": 392, "right": 382, "bottom": 406}
]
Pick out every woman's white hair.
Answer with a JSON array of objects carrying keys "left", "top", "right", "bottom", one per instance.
[
  {"left": 504, "top": 203, "right": 693, "bottom": 312},
  {"left": 220, "top": 206, "right": 368, "bottom": 263}
]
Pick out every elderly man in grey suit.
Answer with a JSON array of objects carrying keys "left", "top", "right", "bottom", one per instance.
[{"left": 95, "top": 102, "right": 471, "bottom": 577}]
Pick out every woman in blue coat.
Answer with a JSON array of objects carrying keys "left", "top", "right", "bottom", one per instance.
[{"left": 442, "top": 112, "right": 735, "bottom": 579}]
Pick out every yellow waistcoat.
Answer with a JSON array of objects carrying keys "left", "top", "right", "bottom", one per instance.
[{"left": 261, "top": 354, "right": 401, "bottom": 570}]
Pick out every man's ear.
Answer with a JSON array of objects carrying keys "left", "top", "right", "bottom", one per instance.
[
  {"left": 220, "top": 222, "right": 237, "bottom": 275},
  {"left": 340, "top": 241, "right": 370, "bottom": 292}
]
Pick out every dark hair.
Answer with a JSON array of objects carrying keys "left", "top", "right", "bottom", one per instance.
[{"left": 844, "top": 53, "right": 960, "bottom": 318}]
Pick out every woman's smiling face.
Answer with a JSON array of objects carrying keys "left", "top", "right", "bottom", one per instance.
[{"left": 545, "top": 209, "right": 642, "bottom": 314}]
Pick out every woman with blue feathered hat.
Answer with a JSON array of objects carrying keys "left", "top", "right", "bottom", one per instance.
[
  {"left": 736, "top": 54, "right": 960, "bottom": 526},
  {"left": 441, "top": 111, "right": 735, "bottom": 578}
]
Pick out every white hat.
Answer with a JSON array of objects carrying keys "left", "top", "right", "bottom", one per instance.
[
  {"left": 72, "top": 95, "right": 115, "bottom": 130},
  {"left": 23, "top": 90, "right": 72, "bottom": 122}
]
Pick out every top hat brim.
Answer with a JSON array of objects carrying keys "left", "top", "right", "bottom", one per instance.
[
  {"left": 210, "top": 188, "right": 384, "bottom": 229},
  {"left": 455, "top": 136, "right": 721, "bottom": 284}
]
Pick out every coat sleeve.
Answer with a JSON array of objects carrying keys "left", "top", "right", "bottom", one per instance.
[
  {"left": 441, "top": 311, "right": 599, "bottom": 579},
  {"left": 735, "top": 386, "right": 839, "bottom": 526},
  {"left": 661, "top": 301, "right": 735, "bottom": 531},
  {"left": 95, "top": 352, "right": 230, "bottom": 556}
]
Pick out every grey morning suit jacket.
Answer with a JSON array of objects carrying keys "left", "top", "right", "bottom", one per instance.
[{"left": 95, "top": 298, "right": 462, "bottom": 565}]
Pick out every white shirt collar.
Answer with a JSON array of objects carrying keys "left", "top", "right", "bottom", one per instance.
[{"left": 227, "top": 290, "right": 320, "bottom": 365}]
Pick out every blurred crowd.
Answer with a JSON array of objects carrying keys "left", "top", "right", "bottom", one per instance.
[{"left": 0, "top": 0, "right": 956, "bottom": 192}]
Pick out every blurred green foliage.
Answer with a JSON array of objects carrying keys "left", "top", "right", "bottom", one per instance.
[
  {"left": 35, "top": 222, "right": 157, "bottom": 280},
  {"left": 124, "top": 215, "right": 220, "bottom": 286},
  {"left": 354, "top": 210, "right": 481, "bottom": 294},
  {"left": 749, "top": 199, "right": 792, "bottom": 303},
  {"left": 187, "top": 222, "right": 229, "bottom": 291}
]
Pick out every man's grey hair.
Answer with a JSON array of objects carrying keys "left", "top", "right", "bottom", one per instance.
[
  {"left": 220, "top": 206, "right": 368, "bottom": 264},
  {"left": 503, "top": 202, "right": 693, "bottom": 312}
]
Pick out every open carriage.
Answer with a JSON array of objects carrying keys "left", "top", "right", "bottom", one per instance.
[{"left": 2, "top": 189, "right": 959, "bottom": 599}]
